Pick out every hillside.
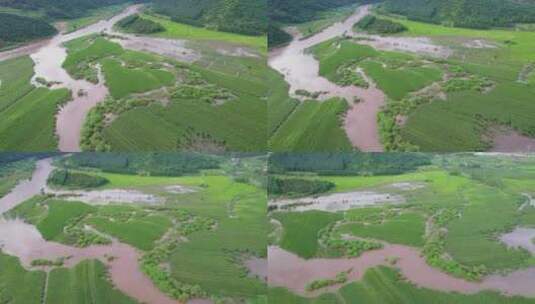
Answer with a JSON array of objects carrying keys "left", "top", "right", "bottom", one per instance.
[
  {"left": 268, "top": 0, "right": 378, "bottom": 47},
  {"left": 152, "top": 0, "right": 267, "bottom": 36},
  {"left": 0, "top": 13, "right": 56, "bottom": 49},
  {"left": 0, "top": 0, "right": 134, "bottom": 19},
  {"left": 380, "top": 0, "right": 535, "bottom": 29}
]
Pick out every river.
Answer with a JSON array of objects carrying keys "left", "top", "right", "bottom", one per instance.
[{"left": 268, "top": 245, "right": 535, "bottom": 298}]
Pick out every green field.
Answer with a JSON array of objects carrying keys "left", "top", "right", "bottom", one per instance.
[{"left": 269, "top": 98, "right": 353, "bottom": 152}]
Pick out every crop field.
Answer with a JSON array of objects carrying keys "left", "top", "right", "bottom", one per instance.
[
  {"left": 381, "top": 14, "right": 535, "bottom": 151},
  {"left": 269, "top": 153, "right": 535, "bottom": 303},
  {"left": 269, "top": 98, "right": 352, "bottom": 152},
  {"left": 0, "top": 153, "right": 267, "bottom": 303},
  {"left": 0, "top": 57, "right": 70, "bottom": 151}
]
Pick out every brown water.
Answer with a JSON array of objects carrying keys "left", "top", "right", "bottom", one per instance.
[
  {"left": 500, "top": 227, "right": 535, "bottom": 254},
  {"left": 0, "top": 159, "right": 180, "bottom": 304},
  {"left": 0, "top": 158, "right": 53, "bottom": 214},
  {"left": 268, "top": 246, "right": 535, "bottom": 298},
  {"left": 490, "top": 130, "right": 535, "bottom": 152},
  {"left": 268, "top": 5, "right": 385, "bottom": 151}
]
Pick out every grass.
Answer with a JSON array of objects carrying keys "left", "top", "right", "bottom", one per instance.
[
  {"left": 337, "top": 212, "right": 425, "bottom": 247},
  {"left": 0, "top": 253, "right": 45, "bottom": 304},
  {"left": 0, "top": 87, "right": 70, "bottom": 151},
  {"left": 46, "top": 260, "right": 137, "bottom": 304},
  {"left": 87, "top": 209, "right": 172, "bottom": 251},
  {"left": 37, "top": 200, "right": 96, "bottom": 241},
  {"left": 273, "top": 211, "right": 342, "bottom": 259},
  {"left": 0, "top": 56, "right": 70, "bottom": 151},
  {"left": 403, "top": 81, "right": 535, "bottom": 151},
  {"left": 101, "top": 58, "right": 175, "bottom": 99},
  {"left": 266, "top": 68, "right": 298, "bottom": 136},
  {"left": 142, "top": 13, "right": 267, "bottom": 51},
  {"left": 359, "top": 60, "right": 442, "bottom": 100},
  {"left": 0, "top": 158, "right": 34, "bottom": 198},
  {"left": 269, "top": 98, "right": 353, "bottom": 152}
]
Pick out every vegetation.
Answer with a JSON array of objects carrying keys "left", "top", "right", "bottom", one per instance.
[
  {"left": 306, "top": 270, "right": 350, "bottom": 292},
  {"left": 269, "top": 153, "right": 431, "bottom": 175},
  {"left": 152, "top": 0, "right": 267, "bottom": 36},
  {"left": 116, "top": 14, "right": 165, "bottom": 34},
  {"left": 0, "top": 13, "right": 56, "bottom": 49},
  {"left": 46, "top": 260, "right": 137, "bottom": 304},
  {"left": 47, "top": 169, "right": 109, "bottom": 189},
  {"left": 380, "top": 0, "right": 535, "bottom": 29},
  {"left": 269, "top": 98, "right": 353, "bottom": 152},
  {"left": 268, "top": 177, "right": 335, "bottom": 198},
  {"left": 61, "top": 153, "right": 221, "bottom": 176},
  {"left": 354, "top": 15, "right": 407, "bottom": 34}
]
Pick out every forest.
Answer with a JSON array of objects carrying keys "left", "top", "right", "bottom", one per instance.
[
  {"left": 0, "top": 13, "right": 56, "bottom": 49},
  {"left": 60, "top": 153, "right": 222, "bottom": 176},
  {"left": 152, "top": 0, "right": 267, "bottom": 36},
  {"left": 380, "top": 0, "right": 535, "bottom": 29},
  {"left": 0, "top": 0, "right": 135, "bottom": 19},
  {"left": 269, "top": 153, "right": 431, "bottom": 175}
]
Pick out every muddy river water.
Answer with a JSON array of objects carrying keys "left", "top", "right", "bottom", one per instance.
[
  {"left": 268, "top": 245, "right": 535, "bottom": 298},
  {"left": 0, "top": 159, "right": 180, "bottom": 304}
]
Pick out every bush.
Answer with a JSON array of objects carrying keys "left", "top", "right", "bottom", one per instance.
[
  {"left": 354, "top": 15, "right": 407, "bottom": 34},
  {"left": 47, "top": 169, "right": 109, "bottom": 189}
]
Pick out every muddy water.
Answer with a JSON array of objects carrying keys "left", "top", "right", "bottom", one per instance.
[
  {"left": 268, "top": 246, "right": 535, "bottom": 298},
  {"left": 244, "top": 257, "right": 268, "bottom": 282},
  {"left": 500, "top": 227, "right": 535, "bottom": 254},
  {"left": 270, "top": 191, "right": 404, "bottom": 212},
  {"left": 490, "top": 130, "right": 535, "bottom": 153},
  {"left": 269, "top": 5, "right": 385, "bottom": 151},
  {"left": 0, "top": 158, "right": 53, "bottom": 214}
]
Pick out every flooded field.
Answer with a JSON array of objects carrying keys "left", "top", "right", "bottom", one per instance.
[{"left": 500, "top": 227, "right": 535, "bottom": 254}]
